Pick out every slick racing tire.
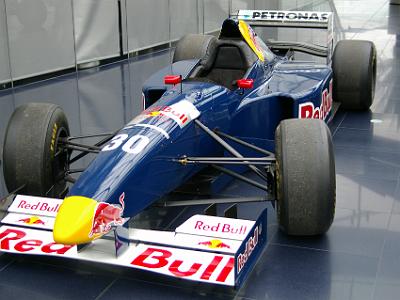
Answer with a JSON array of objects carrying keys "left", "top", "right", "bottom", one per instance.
[
  {"left": 173, "top": 34, "right": 217, "bottom": 63},
  {"left": 3, "top": 103, "right": 70, "bottom": 198},
  {"left": 332, "top": 40, "right": 377, "bottom": 110},
  {"left": 275, "top": 118, "right": 335, "bottom": 236}
]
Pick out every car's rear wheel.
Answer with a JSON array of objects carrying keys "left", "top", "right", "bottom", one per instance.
[
  {"left": 275, "top": 118, "right": 335, "bottom": 235},
  {"left": 3, "top": 103, "right": 70, "bottom": 198},
  {"left": 332, "top": 40, "right": 377, "bottom": 110},
  {"left": 173, "top": 34, "right": 217, "bottom": 64}
]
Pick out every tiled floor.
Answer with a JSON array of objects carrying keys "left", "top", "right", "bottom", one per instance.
[{"left": 1, "top": 0, "right": 400, "bottom": 299}]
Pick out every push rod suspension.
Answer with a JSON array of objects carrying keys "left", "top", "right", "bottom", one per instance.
[
  {"left": 212, "top": 164, "right": 268, "bottom": 192},
  {"left": 69, "top": 129, "right": 119, "bottom": 164},
  {"left": 156, "top": 196, "right": 272, "bottom": 207},
  {"left": 214, "top": 130, "right": 274, "bottom": 157},
  {"left": 61, "top": 139, "right": 102, "bottom": 151},
  {"left": 178, "top": 156, "right": 274, "bottom": 166},
  {"left": 194, "top": 119, "right": 268, "bottom": 181},
  {"left": 67, "top": 132, "right": 114, "bottom": 140}
]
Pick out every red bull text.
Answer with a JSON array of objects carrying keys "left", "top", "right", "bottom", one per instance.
[
  {"left": 131, "top": 247, "right": 234, "bottom": 283},
  {"left": 194, "top": 221, "right": 248, "bottom": 236},
  {"left": 145, "top": 105, "right": 189, "bottom": 127},
  {"left": 299, "top": 79, "right": 333, "bottom": 120},
  {"left": 0, "top": 228, "right": 73, "bottom": 254},
  {"left": 237, "top": 226, "right": 260, "bottom": 273},
  {"left": 16, "top": 200, "right": 60, "bottom": 214}
]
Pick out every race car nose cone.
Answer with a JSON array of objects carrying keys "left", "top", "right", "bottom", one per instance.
[{"left": 53, "top": 196, "right": 98, "bottom": 245}]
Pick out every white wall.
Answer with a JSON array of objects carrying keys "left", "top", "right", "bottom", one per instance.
[
  {"left": 169, "top": 0, "right": 200, "bottom": 41},
  {"left": 126, "top": 0, "right": 170, "bottom": 51},
  {"left": 204, "top": 0, "right": 229, "bottom": 33},
  {"left": 0, "top": 0, "right": 11, "bottom": 84},
  {"left": 5, "top": 0, "right": 76, "bottom": 80},
  {"left": 73, "top": 0, "right": 121, "bottom": 64}
]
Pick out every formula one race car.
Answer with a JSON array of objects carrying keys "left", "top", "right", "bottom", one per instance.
[{"left": 0, "top": 10, "right": 376, "bottom": 287}]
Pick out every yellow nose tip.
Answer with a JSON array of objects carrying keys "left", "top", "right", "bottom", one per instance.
[{"left": 53, "top": 196, "right": 98, "bottom": 245}]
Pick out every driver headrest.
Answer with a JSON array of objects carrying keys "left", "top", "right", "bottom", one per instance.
[{"left": 219, "top": 19, "right": 242, "bottom": 39}]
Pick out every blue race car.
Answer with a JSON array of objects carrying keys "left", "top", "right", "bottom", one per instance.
[{"left": 1, "top": 11, "right": 376, "bottom": 287}]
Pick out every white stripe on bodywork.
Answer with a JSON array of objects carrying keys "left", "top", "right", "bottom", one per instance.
[{"left": 134, "top": 123, "right": 170, "bottom": 139}]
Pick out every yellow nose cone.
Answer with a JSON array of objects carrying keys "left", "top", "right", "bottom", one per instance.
[{"left": 53, "top": 196, "right": 98, "bottom": 245}]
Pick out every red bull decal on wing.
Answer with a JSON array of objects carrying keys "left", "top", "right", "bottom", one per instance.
[
  {"left": 198, "top": 239, "right": 231, "bottom": 249},
  {"left": 89, "top": 192, "right": 127, "bottom": 238}
]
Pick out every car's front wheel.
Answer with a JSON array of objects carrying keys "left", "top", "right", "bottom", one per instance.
[
  {"left": 275, "top": 118, "right": 336, "bottom": 235},
  {"left": 3, "top": 103, "right": 70, "bottom": 198}
]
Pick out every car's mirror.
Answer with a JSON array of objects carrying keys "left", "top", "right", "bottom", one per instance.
[
  {"left": 164, "top": 75, "right": 182, "bottom": 85},
  {"left": 237, "top": 79, "right": 254, "bottom": 89}
]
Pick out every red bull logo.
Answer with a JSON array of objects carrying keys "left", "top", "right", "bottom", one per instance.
[
  {"left": 299, "top": 79, "right": 333, "bottom": 120},
  {"left": 198, "top": 239, "right": 231, "bottom": 249},
  {"left": 18, "top": 216, "right": 45, "bottom": 225},
  {"left": 89, "top": 193, "right": 126, "bottom": 238},
  {"left": 145, "top": 105, "right": 189, "bottom": 127},
  {"left": 237, "top": 226, "right": 260, "bottom": 274},
  {"left": 0, "top": 228, "right": 73, "bottom": 254},
  {"left": 17, "top": 200, "right": 60, "bottom": 214},
  {"left": 131, "top": 247, "right": 234, "bottom": 283}
]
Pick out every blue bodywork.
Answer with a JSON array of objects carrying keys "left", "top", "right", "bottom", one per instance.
[{"left": 68, "top": 21, "right": 333, "bottom": 219}]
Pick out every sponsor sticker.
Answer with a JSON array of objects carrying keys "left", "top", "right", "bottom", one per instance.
[
  {"left": 176, "top": 214, "right": 255, "bottom": 241},
  {"left": 0, "top": 226, "right": 74, "bottom": 255},
  {"left": 1, "top": 213, "right": 55, "bottom": 230},
  {"left": 130, "top": 245, "right": 235, "bottom": 284},
  {"left": 198, "top": 239, "right": 231, "bottom": 249},
  {"left": 8, "top": 195, "right": 63, "bottom": 217},
  {"left": 299, "top": 79, "right": 333, "bottom": 120},
  {"left": 128, "top": 100, "right": 200, "bottom": 128},
  {"left": 19, "top": 216, "right": 46, "bottom": 225},
  {"left": 238, "top": 10, "right": 331, "bottom": 23},
  {"left": 237, "top": 225, "right": 261, "bottom": 274},
  {"left": 238, "top": 20, "right": 264, "bottom": 61},
  {"left": 89, "top": 193, "right": 128, "bottom": 238}
]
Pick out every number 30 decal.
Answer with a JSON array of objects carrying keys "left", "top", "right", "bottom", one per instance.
[{"left": 102, "top": 134, "right": 150, "bottom": 154}]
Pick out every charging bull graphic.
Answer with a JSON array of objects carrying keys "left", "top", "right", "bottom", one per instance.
[
  {"left": 89, "top": 193, "right": 127, "bottom": 238},
  {"left": 198, "top": 239, "right": 231, "bottom": 249},
  {"left": 19, "top": 216, "right": 45, "bottom": 225}
]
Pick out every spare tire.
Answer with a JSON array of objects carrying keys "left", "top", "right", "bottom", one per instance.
[
  {"left": 332, "top": 40, "right": 377, "bottom": 110},
  {"left": 3, "top": 103, "right": 70, "bottom": 197},
  {"left": 275, "top": 118, "right": 335, "bottom": 236}
]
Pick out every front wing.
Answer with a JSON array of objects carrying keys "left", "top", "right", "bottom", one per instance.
[{"left": 0, "top": 195, "right": 267, "bottom": 287}]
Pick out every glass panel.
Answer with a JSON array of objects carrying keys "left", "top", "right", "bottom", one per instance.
[
  {"left": 0, "top": 0, "right": 13, "bottom": 196},
  {"left": 231, "top": 0, "right": 255, "bottom": 15},
  {"left": 72, "top": 0, "right": 122, "bottom": 65},
  {"left": 169, "top": 0, "right": 200, "bottom": 40},
  {"left": 126, "top": 0, "right": 170, "bottom": 52},
  {"left": 0, "top": 0, "right": 11, "bottom": 88},
  {"left": 5, "top": 0, "right": 76, "bottom": 80},
  {"left": 73, "top": 0, "right": 132, "bottom": 170},
  {"left": 203, "top": 0, "right": 229, "bottom": 34}
]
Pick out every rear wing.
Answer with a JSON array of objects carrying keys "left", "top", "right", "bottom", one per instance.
[{"left": 235, "top": 10, "right": 334, "bottom": 63}]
